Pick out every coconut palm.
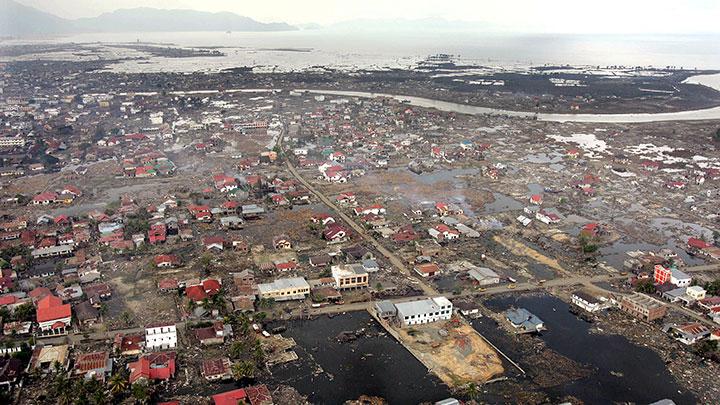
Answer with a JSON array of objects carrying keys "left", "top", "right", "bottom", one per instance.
[
  {"left": 463, "top": 382, "right": 481, "bottom": 401},
  {"left": 108, "top": 372, "right": 129, "bottom": 397},
  {"left": 131, "top": 380, "right": 153, "bottom": 404},
  {"left": 231, "top": 360, "right": 256, "bottom": 380}
]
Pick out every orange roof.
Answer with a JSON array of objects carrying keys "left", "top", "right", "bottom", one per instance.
[
  {"left": 0, "top": 295, "right": 18, "bottom": 306},
  {"left": 212, "top": 388, "right": 247, "bottom": 405},
  {"left": 75, "top": 351, "right": 109, "bottom": 373},
  {"left": 36, "top": 294, "right": 71, "bottom": 323}
]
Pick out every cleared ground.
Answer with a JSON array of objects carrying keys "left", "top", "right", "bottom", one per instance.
[{"left": 378, "top": 314, "right": 504, "bottom": 387}]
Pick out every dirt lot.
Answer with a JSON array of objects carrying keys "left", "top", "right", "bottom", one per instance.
[{"left": 384, "top": 317, "right": 503, "bottom": 386}]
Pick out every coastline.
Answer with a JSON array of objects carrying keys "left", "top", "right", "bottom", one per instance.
[{"left": 297, "top": 87, "right": 720, "bottom": 123}]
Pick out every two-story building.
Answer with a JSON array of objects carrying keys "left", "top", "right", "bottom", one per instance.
[
  {"left": 145, "top": 323, "right": 177, "bottom": 350},
  {"left": 331, "top": 264, "right": 368, "bottom": 290},
  {"left": 36, "top": 294, "right": 72, "bottom": 336},
  {"left": 394, "top": 297, "right": 453, "bottom": 327},
  {"left": 257, "top": 277, "right": 310, "bottom": 301}
]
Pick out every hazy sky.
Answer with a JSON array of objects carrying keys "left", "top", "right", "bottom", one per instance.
[{"left": 17, "top": 0, "right": 720, "bottom": 33}]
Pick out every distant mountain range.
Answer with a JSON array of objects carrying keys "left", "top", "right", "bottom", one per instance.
[{"left": 0, "top": 0, "right": 297, "bottom": 36}]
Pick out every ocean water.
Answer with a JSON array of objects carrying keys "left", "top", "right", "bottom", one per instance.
[{"left": 7, "top": 30, "right": 720, "bottom": 72}]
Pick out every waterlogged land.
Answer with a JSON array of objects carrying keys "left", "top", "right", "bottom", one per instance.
[
  {"left": 479, "top": 294, "right": 697, "bottom": 404},
  {"left": 267, "top": 313, "right": 452, "bottom": 404},
  {"left": 2, "top": 33, "right": 720, "bottom": 404}
]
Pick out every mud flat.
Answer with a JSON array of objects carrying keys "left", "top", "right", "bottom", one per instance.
[
  {"left": 370, "top": 310, "right": 504, "bottom": 387},
  {"left": 297, "top": 88, "right": 720, "bottom": 122}
]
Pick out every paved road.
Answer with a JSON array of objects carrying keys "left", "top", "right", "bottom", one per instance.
[
  {"left": 682, "top": 263, "right": 720, "bottom": 273},
  {"left": 307, "top": 273, "right": 628, "bottom": 316},
  {"left": 285, "top": 160, "right": 438, "bottom": 296}
]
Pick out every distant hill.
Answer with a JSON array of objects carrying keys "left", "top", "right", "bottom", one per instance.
[
  {"left": 0, "top": 0, "right": 69, "bottom": 36},
  {"left": 0, "top": 0, "right": 297, "bottom": 36},
  {"left": 72, "top": 7, "right": 297, "bottom": 33}
]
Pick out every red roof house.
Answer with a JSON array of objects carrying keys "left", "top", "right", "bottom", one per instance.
[
  {"left": 36, "top": 294, "right": 72, "bottom": 333},
  {"left": 128, "top": 352, "right": 176, "bottom": 384}
]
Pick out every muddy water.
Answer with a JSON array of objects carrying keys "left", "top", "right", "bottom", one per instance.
[
  {"left": 266, "top": 312, "right": 451, "bottom": 404},
  {"left": 301, "top": 89, "right": 720, "bottom": 123},
  {"left": 483, "top": 192, "right": 524, "bottom": 214},
  {"left": 481, "top": 294, "right": 696, "bottom": 404},
  {"left": 599, "top": 240, "right": 705, "bottom": 269}
]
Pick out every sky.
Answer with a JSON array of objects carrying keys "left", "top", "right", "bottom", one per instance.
[{"left": 16, "top": 0, "right": 720, "bottom": 34}]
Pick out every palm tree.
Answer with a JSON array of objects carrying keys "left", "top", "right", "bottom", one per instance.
[
  {"left": 51, "top": 374, "right": 73, "bottom": 405},
  {"left": 90, "top": 387, "right": 111, "bottom": 405},
  {"left": 231, "top": 360, "right": 256, "bottom": 380},
  {"left": 131, "top": 380, "right": 153, "bottom": 405},
  {"left": 50, "top": 372, "right": 68, "bottom": 392},
  {"left": 210, "top": 290, "right": 226, "bottom": 310},
  {"left": 257, "top": 298, "right": 274, "bottom": 309},
  {"left": 463, "top": 382, "right": 481, "bottom": 401},
  {"left": 108, "top": 372, "right": 129, "bottom": 397}
]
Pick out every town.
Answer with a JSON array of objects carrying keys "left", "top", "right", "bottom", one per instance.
[{"left": 0, "top": 44, "right": 719, "bottom": 405}]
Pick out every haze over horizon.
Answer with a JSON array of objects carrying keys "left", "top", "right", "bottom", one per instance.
[{"left": 13, "top": 0, "right": 720, "bottom": 34}]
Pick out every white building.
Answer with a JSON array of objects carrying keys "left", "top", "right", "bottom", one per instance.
[
  {"left": 257, "top": 277, "right": 310, "bottom": 301},
  {"left": 467, "top": 267, "right": 500, "bottom": 286},
  {"left": 395, "top": 297, "right": 453, "bottom": 327},
  {"left": 145, "top": 323, "right": 177, "bottom": 350},
  {"left": 0, "top": 136, "right": 26, "bottom": 147},
  {"left": 571, "top": 290, "right": 607, "bottom": 312},
  {"left": 331, "top": 263, "right": 369, "bottom": 290},
  {"left": 686, "top": 286, "right": 706, "bottom": 301},
  {"left": 671, "top": 269, "right": 692, "bottom": 288}
]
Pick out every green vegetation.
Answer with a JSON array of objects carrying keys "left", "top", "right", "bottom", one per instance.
[
  {"left": 0, "top": 245, "right": 30, "bottom": 264},
  {"left": 693, "top": 339, "right": 718, "bottom": 359},
  {"left": 579, "top": 234, "right": 599, "bottom": 254},
  {"left": 462, "top": 382, "right": 481, "bottom": 401},
  {"left": 257, "top": 297, "right": 275, "bottom": 309},
  {"left": 704, "top": 279, "right": 720, "bottom": 296},
  {"left": 131, "top": 380, "right": 153, "bottom": 404},
  {"left": 123, "top": 217, "right": 149, "bottom": 239},
  {"left": 231, "top": 360, "right": 257, "bottom": 380},
  {"left": 635, "top": 279, "right": 657, "bottom": 294},
  {"left": 48, "top": 372, "right": 112, "bottom": 405},
  {"left": 0, "top": 302, "right": 34, "bottom": 323},
  {"left": 227, "top": 313, "right": 266, "bottom": 377},
  {"left": 108, "top": 371, "right": 129, "bottom": 397}
]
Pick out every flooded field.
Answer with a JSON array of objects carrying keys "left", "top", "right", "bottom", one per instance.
[
  {"left": 599, "top": 239, "right": 705, "bottom": 269},
  {"left": 480, "top": 294, "right": 696, "bottom": 404},
  {"left": 267, "top": 312, "right": 451, "bottom": 404}
]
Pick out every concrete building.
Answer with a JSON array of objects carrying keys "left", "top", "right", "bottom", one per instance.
[
  {"left": 0, "top": 136, "right": 25, "bottom": 147},
  {"left": 505, "top": 308, "right": 545, "bottom": 333},
  {"left": 670, "top": 268, "right": 691, "bottom": 288},
  {"left": 31, "top": 244, "right": 74, "bottom": 259},
  {"left": 619, "top": 293, "right": 667, "bottom": 322},
  {"left": 331, "top": 264, "right": 369, "bottom": 290},
  {"left": 374, "top": 300, "right": 397, "bottom": 320},
  {"left": 257, "top": 277, "right": 310, "bottom": 301},
  {"left": 394, "top": 297, "right": 453, "bottom": 327},
  {"left": 663, "top": 322, "right": 710, "bottom": 345},
  {"left": 145, "top": 323, "right": 177, "bottom": 350},
  {"left": 467, "top": 267, "right": 500, "bottom": 286},
  {"left": 571, "top": 290, "right": 608, "bottom": 312},
  {"left": 686, "top": 286, "right": 706, "bottom": 301},
  {"left": 36, "top": 295, "right": 72, "bottom": 335}
]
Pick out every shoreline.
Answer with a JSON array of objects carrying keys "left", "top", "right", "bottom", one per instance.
[{"left": 297, "top": 88, "right": 720, "bottom": 123}]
